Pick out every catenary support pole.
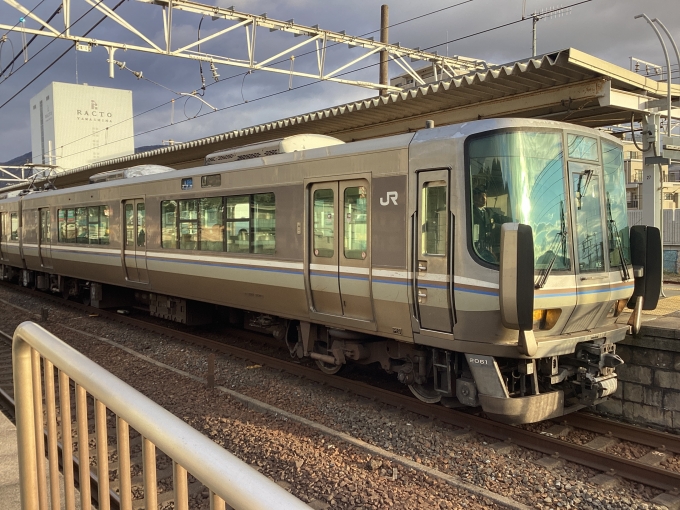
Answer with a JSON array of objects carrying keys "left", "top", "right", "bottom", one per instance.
[{"left": 380, "top": 4, "right": 389, "bottom": 96}]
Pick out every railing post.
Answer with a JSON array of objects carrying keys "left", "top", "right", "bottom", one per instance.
[{"left": 12, "top": 331, "right": 39, "bottom": 510}]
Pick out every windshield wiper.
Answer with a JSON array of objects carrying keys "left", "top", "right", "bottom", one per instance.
[
  {"left": 606, "top": 195, "right": 630, "bottom": 281},
  {"left": 535, "top": 202, "right": 568, "bottom": 289}
]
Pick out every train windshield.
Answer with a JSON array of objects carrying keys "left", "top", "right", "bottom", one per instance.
[{"left": 468, "top": 131, "right": 569, "bottom": 269}]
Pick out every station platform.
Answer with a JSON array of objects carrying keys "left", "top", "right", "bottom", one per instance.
[{"left": 0, "top": 410, "right": 80, "bottom": 510}]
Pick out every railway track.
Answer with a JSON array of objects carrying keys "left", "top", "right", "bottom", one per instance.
[{"left": 3, "top": 282, "right": 680, "bottom": 500}]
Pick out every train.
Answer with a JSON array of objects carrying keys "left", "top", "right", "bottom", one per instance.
[{"left": 0, "top": 118, "right": 661, "bottom": 424}]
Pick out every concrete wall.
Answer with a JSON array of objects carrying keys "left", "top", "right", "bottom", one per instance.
[{"left": 597, "top": 316, "right": 680, "bottom": 429}]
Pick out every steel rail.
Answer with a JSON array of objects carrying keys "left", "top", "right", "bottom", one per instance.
[
  {"left": 561, "top": 412, "right": 680, "bottom": 455},
  {"left": 3, "top": 282, "right": 680, "bottom": 491}
]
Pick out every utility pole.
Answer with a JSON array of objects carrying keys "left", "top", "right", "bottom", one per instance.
[{"left": 380, "top": 4, "right": 389, "bottom": 96}]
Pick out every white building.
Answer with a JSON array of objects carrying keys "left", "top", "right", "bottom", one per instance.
[{"left": 30, "top": 82, "right": 134, "bottom": 171}]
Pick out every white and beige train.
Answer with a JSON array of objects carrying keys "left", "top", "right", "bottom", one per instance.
[{"left": 0, "top": 118, "right": 661, "bottom": 424}]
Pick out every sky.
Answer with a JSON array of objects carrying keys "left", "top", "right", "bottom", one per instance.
[{"left": 0, "top": 0, "right": 678, "bottom": 164}]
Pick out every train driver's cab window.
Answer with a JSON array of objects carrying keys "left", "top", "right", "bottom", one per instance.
[
  {"left": 344, "top": 186, "right": 367, "bottom": 259},
  {"left": 313, "top": 189, "right": 334, "bottom": 258},
  {"left": 422, "top": 183, "right": 447, "bottom": 256},
  {"left": 469, "top": 131, "right": 568, "bottom": 269},
  {"left": 226, "top": 196, "right": 250, "bottom": 253},
  {"left": 10, "top": 213, "right": 18, "bottom": 241}
]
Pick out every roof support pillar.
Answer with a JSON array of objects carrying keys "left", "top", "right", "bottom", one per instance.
[{"left": 379, "top": 4, "right": 389, "bottom": 96}]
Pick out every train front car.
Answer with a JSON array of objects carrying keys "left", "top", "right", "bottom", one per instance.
[{"left": 409, "top": 119, "right": 660, "bottom": 424}]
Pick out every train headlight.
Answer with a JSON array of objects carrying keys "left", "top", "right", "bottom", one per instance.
[{"left": 532, "top": 309, "right": 562, "bottom": 331}]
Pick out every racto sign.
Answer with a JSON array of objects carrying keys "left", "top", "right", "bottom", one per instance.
[{"left": 76, "top": 100, "right": 114, "bottom": 123}]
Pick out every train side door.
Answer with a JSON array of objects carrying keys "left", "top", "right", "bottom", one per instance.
[
  {"left": 122, "top": 199, "right": 148, "bottom": 284},
  {"left": 39, "top": 208, "right": 52, "bottom": 269},
  {"left": 414, "top": 170, "right": 453, "bottom": 333},
  {"left": 308, "top": 180, "right": 373, "bottom": 321}
]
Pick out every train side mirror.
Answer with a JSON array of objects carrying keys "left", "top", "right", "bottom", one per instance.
[
  {"left": 499, "top": 223, "right": 537, "bottom": 356},
  {"left": 628, "top": 225, "right": 661, "bottom": 311}
]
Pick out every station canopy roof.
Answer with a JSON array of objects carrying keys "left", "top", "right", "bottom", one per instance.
[{"left": 11, "top": 48, "right": 680, "bottom": 191}]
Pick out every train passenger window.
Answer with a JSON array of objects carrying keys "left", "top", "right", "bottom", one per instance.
[
  {"left": 343, "top": 187, "right": 367, "bottom": 259},
  {"left": 137, "top": 203, "right": 146, "bottom": 247},
  {"left": 88, "top": 207, "right": 100, "bottom": 245},
  {"left": 179, "top": 200, "right": 198, "bottom": 250},
  {"left": 40, "top": 209, "right": 50, "bottom": 243},
  {"left": 568, "top": 134, "right": 599, "bottom": 162},
  {"left": 66, "top": 209, "right": 76, "bottom": 243},
  {"left": 10, "top": 213, "right": 18, "bottom": 241},
  {"left": 161, "top": 201, "right": 178, "bottom": 248},
  {"left": 125, "top": 204, "right": 134, "bottom": 247},
  {"left": 58, "top": 210, "right": 66, "bottom": 242},
  {"left": 313, "top": 189, "right": 334, "bottom": 258},
  {"left": 100, "top": 206, "right": 110, "bottom": 245},
  {"left": 0, "top": 212, "right": 5, "bottom": 242},
  {"left": 199, "top": 197, "right": 224, "bottom": 252},
  {"left": 422, "top": 184, "right": 447, "bottom": 255},
  {"left": 76, "top": 208, "right": 88, "bottom": 244},
  {"left": 253, "top": 193, "right": 275, "bottom": 255},
  {"left": 226, "top": 195, "right": 250, "bottom": 253}
]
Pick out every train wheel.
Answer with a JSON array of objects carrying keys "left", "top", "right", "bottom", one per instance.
[
  {"left": 409, "top": 383, "right": 442, "bottom": 404},
  {"left": 314, "top": 340, "right": 343, "bottom": 375}
]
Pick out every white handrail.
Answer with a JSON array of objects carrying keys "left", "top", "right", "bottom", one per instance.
[{"left": 13, "top": 321, "right": 309, "bottom": 510}]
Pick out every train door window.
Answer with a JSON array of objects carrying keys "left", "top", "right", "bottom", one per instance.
[
  {"left": 161, "top": 200, "right": 178, "bottom": 248},
  {"left": 313, "top": 189, "right": 334, "bottom": 258},
  {"left": 178, "top": 199, "right": 198, "bottom": 250},
  {"left": 136, "top": 203, "right": 146, "bottom": 247},
  {"left": 199, "top": 197, "right": 224, "bottom": 252},
  {"left": 0, "top": 212, "right": 5, "bottom": 242},
  {"left": 10, "top": 213, "right": 18, "bottom": 241},
  {"left": 125, "top": 204, "right": 135, "bottom": 247},
  {"left": 343, "top": 186, "right": 367, "bottom": 259},
  {"left": 226, "top": 195, "right": 250, "bottom": 253},
  {"left": 58, "top": 210, "right": 65, "bottom": 242},
  {"left": 100, "top": 206, "right": 110, "bottom": 245},
  {"left": 253, "top": 193, "right": 275, "bottom": 255},
  {"left": 40, "top": 209, "right": 51, "bottom": 243},
  {"left": 422, "top": 183, "right": 447, "bottom": 255}
]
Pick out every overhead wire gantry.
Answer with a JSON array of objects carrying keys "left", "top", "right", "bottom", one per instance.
[{"left": 1, "top": 0, "right": 490, "bottom": 92}]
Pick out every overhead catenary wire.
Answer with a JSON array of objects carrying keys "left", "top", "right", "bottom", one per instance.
[
  {"left": 0, "top": 0, "right": 125, "bottom": 110},
  {"left": 26, "top": 0, "right": 595, "bottom": 164},
  {"left": 0, "top": 2, "right": 60, "bottom": 79},
  {"left": 23, "top": 0, "right": 481, "bottom": 162}
]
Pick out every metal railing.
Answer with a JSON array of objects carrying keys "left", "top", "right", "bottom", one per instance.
[{"left": 12, "top": 321, "right": 309, "bottom": 510}]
